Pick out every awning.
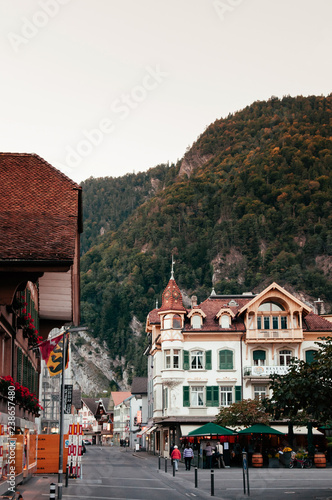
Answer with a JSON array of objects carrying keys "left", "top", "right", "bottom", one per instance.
[
  {"left": 180, "top": 425, "right": 201, "bottom": 436},
  {"left": 139, "top": 426, "right": 152, "bottom": 436},
  {"left": 146, "top": 426, "right": 157, "bottom": 435},
  {"left": 272, "top": 425, "right": 324, "bottom": 436}
]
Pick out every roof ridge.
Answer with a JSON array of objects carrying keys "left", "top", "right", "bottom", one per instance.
[{"left": 0, "top": 152, "right": 82, "bottom": 190}]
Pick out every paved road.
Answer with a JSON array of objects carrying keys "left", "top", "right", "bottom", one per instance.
[{"left": 16, "top": 446, "right": 332, "bottom": 500}]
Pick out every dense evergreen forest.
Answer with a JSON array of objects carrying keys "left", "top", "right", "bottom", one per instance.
[{"left": 80, "top": 95, "right": 332, "bottom": 385}]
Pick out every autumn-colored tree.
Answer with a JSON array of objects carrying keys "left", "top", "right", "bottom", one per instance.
[{"left": 215, "top": 399, "right": 270, "bottom": 429}]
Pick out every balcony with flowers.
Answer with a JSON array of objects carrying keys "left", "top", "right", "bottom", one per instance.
[{"left": 0, "top": 375, "right": 43, "bottom": 418}]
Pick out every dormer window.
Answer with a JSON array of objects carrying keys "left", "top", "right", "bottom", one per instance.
[
  {"left": 220, "top": 314, "right": 230, "bottom": 328},
  {"left": 191, "top": 315, "right": 202, "bottom": 329}
]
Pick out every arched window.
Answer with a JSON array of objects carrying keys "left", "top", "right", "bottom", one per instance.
[
  {"left": 258, "top": 302, "right": 285, "bottom": 311},
  {"left": 220, "top": 315, "right": 230, "bottom": 328},
  {"left": 173, "top": 314, "right": 181, "bottom": 329},
  {"left": 163, "top": 314, "right": 182, "bottom": 329},
  {"left": 163, "top": 314, "right": 172, "bottom": 329},
  {"left": 191, "top": 315, "right": 202, "bottom": 329}
]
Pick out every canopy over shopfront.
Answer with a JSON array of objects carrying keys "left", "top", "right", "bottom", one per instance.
[
  {"left": 238, "top": 423, "right": 285, "bottom": 436},
  {"left": 188, "top": 422, "right": 235, "bottom": 437}
]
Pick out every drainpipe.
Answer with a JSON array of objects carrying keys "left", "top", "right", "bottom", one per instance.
[{"left": 240, "top": 333, "right": 244, "bottom": 399}]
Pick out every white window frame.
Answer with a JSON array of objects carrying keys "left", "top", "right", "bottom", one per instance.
[
  {"left": 164, "top": 348, "right": 181, "bottom": 370},
  {"left": 254, "top": 386, "right": 267, "bottom": 400},
  {"left": 190, "top": 350, "right": 204, "bottom": 370},
  {"left": 220, "top": 386, "right": 233, "bottom": 406},
  {"left": 191, "top": 386, "right": 204, "bottom": 407},
  {"left": 220, "top": 314, "right": 230, "bottom": 328},
  {"left": 191, "top": 315, "right": 202, "bottom": 329},
  {"left": 279, "top": 349, "right": 292, "bottom": 366}
]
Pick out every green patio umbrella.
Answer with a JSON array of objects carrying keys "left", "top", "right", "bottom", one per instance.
[
  {"left": 238, "top": 423, "right": 285, "bottom": 435},
  {"left": 188, "top": 422, "right": 235, "bottom": 437}
]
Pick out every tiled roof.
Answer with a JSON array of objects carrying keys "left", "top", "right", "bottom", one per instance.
[
  {"left": 159, "top": 278, "right": 186, "bottom": 312},
  {"left": 111, "top": 391, "right": 132, "bottom": 406},
  {"left": 0, "top": 153, "right": 82, "bottom": 262},
  {"left": 303, "top": 312, "right": 332, "bottom": 332},
  {"left": 148, "top": 308, "right": 160, "bottom": 324},
  {"left": 131, "top": 377, "right": 147, "bottom": 395},
  {"left": 184, "top": 297, "right": 249, "bottom": 332}
]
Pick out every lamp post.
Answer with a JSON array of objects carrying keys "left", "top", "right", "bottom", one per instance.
[{"left": 58, "top": 326, "right": 88, "bottom": 500}]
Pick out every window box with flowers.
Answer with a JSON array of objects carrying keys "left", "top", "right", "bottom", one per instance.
[
  {"left": 18, "top": 307, "right": 43, "bottom": 347},
  {"left": 0, "top": 376, "right": 43, "bottom": 416}
]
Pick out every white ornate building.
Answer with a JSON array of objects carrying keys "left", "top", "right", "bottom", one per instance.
[{"left": 145, "top": 275, "right": 332, "bottom": 456}]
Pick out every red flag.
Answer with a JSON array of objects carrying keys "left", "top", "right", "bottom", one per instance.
[
  {"left": 38, "top": 333, "right": 69, "bottom": 377},
  {"left": 38, "top": 333, "right": 64, "bottom": 362}
]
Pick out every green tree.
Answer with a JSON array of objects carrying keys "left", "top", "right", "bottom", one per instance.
[
  {"left": 264, "top": 337, "right": 332, "bottom": 426},
  {"left": 215, "top": 399, "right": 270, "bottom": 428}
]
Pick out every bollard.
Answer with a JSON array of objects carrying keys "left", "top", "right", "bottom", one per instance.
[
  {"left": 165, "top": 457, "right": 167, "bottom": 473},
  {"left": 49, "top": 482, "right": 56, "bottom": 500},
  {"left": 195, "top": 467, "right": 198, "bottom": 488},
  {"left": 65, "top": 464, "right": 69, "bottom": 487},
  {"left": 173, "top": 460, "right": 175, "bottom": 476},
  {"left": 158, "top": 455, "right": 161, "bottom": 470},
  {"left": 211, "top": 469, "right": 215, "bottom": 497}
]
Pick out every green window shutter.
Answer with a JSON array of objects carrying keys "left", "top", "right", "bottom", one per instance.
[
  {"left": 206, "top": 386, "right": 219, "bottom": 407},
  {"left": 183, "top": 351, "right": 189, "bottom": 370},
  {"left": 219, "top": 350, "right": 233, "bottom": 369},
  {"left": 17, "top": 348, "right": 22, "bottom": 384},
  {"left": 305, "top": 350, "right": 316, "bottom": 364},
  {"left": 183, "top": 386, "right": 190, "bottom": 407},
  {"left": 235, "top": 385, "right": 242, "bottom": 402},
  {"left": 206, "top": 386, "right": 212, "bottom": 407},
  {"left": 23, "top": 355, "right": 28, "bottom": 387},
  {"left": 253, "top": 350, "right": 266, "bottom": 361},
  {"left": 205, "top": 350, "right": 212, "bottom": 370},
  {"left": 213, "top": 386, "right": 219, "bottom": 407}
]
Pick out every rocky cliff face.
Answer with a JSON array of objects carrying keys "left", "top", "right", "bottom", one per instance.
[{"left": 70, "top": 331, "right": 130, "bottom": 395}]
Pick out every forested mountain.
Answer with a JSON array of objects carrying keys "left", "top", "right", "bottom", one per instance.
[
  {"left": 80, "top": 95, "right": 332, "bottom": 387},
  {"left": 81, "top": 164, "right": 177, "bottom": 254}
]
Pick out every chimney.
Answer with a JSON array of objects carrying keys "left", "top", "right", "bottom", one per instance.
[
  {"left": 191, "top": 295, "right": 197, "bottom": 308},
  {"left": 314, "top": 298, "right": 324, "bottom": 315}
]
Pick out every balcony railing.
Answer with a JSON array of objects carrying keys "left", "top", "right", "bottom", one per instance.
[
  {"left": 244, "top": 365, "right": 290, "bottom": 377},
  {"left": 246, "top": 328, "right": 303, "bottom": 341}
]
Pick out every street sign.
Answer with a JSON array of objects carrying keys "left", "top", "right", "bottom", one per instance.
[{"left": 64, "top": 384, "right": 73, "bottom": 414}]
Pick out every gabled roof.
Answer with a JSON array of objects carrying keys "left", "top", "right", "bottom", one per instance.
[
  {"left": 111, "top": 391, "right": 132, "bottom": 406},
  {"left": 82, "top": 397, "right": 111, "bottom": 415},
  {"left": 0, "top": 153, "right": 82, "bottom": 262},
  {"left": 238, "top": 282, "right": 311, "bottom": 314}
]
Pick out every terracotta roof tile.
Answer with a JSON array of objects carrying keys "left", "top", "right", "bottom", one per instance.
[
  {"left": 111, "top": 391, "right": 131, "bottom": 406},
  {"left": 159, "top": 278, "right": 186, "bottom": 312},
  {"left": 303, "top": 312, "right": 332, "bottom": 332},
  {"left": 0, "top": 153, "right": 81, "bottom": 262}
]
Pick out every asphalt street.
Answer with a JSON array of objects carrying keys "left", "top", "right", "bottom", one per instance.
[{"left": 15, "top": 446, "right": 332, "bottom": 500}]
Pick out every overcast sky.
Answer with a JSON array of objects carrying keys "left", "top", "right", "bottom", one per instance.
[{"left": 1, "top": 0, "right": 331, "bottom": 184}]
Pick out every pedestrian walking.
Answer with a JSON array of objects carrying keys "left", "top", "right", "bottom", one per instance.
[
  {"left": 205, "top": 441, "right": 213, "bottom": 469},
  {"left": 215, "top": 442, "right": 225, "bottom": 468},
  {"left": 183, "top": 443, "right": 194, "bottom": 470},
  {"left": 171, "top": 445, "right": 181, "bottom": 471}
]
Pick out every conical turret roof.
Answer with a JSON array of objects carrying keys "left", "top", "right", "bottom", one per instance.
[{"left": 159, "top": 277, "right": 186, "bottom": 312}]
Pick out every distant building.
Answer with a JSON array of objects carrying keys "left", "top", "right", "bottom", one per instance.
[
  {"left": 145, "top": 274, "right": 332, "bottom": 457},
  {"left": 131, "top": 377, "right": 148, "bottom": 450},
  {"left": 0, "top": 153, "right": 81, "bottom": 492},
  {"left": 79, "top": 398, "right": 112, "bottom": 445}
]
